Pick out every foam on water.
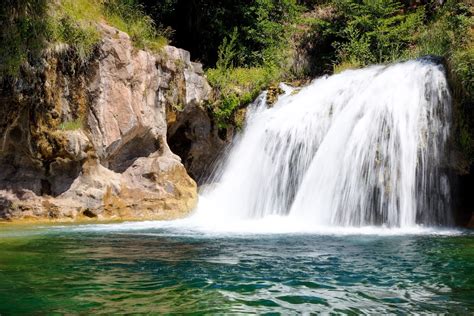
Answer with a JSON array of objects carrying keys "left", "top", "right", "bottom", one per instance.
[{"left": 53, "top": 210, "right": 463, "bottom": 237}]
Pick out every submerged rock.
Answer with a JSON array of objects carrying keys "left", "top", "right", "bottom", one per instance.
[{"left": 0, "top": 24, "right": 204, "bottom": 222}]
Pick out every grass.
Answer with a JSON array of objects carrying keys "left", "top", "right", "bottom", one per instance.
[
  {"left": 0, "top": 0, "right": 170, "bottom": 77},
  {"left": 102, "top": 0, "right": 168, "bottom": 51},
  {"left": 333, "top": 60, "right": 361, "bottom": 73},
  {"left": 59, "top": 119, "right": 83, "bottom": 131},
  {"left": 52, "top": 0, "right": 168, "bottom": 54},
  {"left": 48, "top": 14, "right": 100, "bottom": 61}
]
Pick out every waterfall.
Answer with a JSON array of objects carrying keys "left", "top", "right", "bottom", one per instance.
[{"left": 198, "top": 59, "right": 452, "bottom": 228}]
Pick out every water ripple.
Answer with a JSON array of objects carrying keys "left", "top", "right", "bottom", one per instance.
[{"left": 0, "top": 227, "right": 473, "bottom": 314}]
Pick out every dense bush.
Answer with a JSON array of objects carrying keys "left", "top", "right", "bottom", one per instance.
[
  {"left": 207, "top": 65, "right": 278, "bottom": 128},
  {"left": 201, "top": 0, "right": 302, "bottom": 128},
  {"left": 205, "top": 27, "right": 281, "bottom": 128},
  {"left": 295, "top": 0, "right": 472, "bottom": 160},
  {"left": 333, "top": 0, "right": 424, "bottom": 65}
]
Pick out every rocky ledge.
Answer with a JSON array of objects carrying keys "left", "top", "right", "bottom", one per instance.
[{"left": 0, "top": 24, "right": 214, "bottom": 222}]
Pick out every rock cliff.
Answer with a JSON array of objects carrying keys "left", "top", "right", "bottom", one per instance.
[
  {"left": 163, "top": 51, "right": 230, "bottom": 184},
  {"left": 0, "top": 24, "right": 213, "bottom": 222}
]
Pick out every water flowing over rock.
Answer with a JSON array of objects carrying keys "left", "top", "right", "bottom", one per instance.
[
  {"left": 0, "top": 24, "right": 210, "bottom": 222},
  {"left": 199, "top": 60, "right": 453, "bottom": 227}
]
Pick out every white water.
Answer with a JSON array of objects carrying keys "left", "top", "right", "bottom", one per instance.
[{"left": 195, "top": 59, "right": 452, "bottom": 229}]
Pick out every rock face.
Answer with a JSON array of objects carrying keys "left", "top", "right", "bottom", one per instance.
[
  {"left": 0, "top": 24, "right": 210, "bottom": 222},
  {"left": 159, "top": 45, "right": 230, "bottom": 183}
]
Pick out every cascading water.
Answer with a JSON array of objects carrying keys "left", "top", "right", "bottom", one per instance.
[{"left": 197, "top": 59, "right": 452, "bottom": 228}]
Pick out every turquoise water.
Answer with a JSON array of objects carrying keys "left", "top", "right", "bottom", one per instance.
[{"left": 0, "top": 223, "right": 473, "bottom": 314}]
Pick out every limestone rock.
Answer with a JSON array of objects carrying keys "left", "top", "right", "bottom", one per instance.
[
  {"left": 167, "top": 102, "right": 229, "bottom": 183},
  {"left": 0, "top": 23, "right": 203, "bottom": 222},
  {"left": 88, "top": 24, "right": 170, "bottom": 173},
  {"left": 157, "top": 45, "right": 229, "bottom": 183}
]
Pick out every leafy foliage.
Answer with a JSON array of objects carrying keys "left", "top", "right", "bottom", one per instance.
[
  {"left": 0, "top": 0, "right": 49, "bottom": 76},
  {"left": 205, "top": 13, "right": 292, "bottom": 128},
  {"left": 207, "top": 30, "right": 279, "bottom": 127},
  {"left": 148, "top": 0, "right": 299, "bottom": 128},
  {"left": 333, "top": 0, "right": 424, "bottom": 65},
  {"left": 138, "top": 0, "right": 301, "bottom": 67}
]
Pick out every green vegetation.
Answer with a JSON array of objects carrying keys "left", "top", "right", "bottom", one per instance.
[
  {"left": 204, "top": 0, "right": 302, "bottom": 128},
  {"left": 0, "top": 0, "right": 49, "bottom": 76},
  {"left": 51, "top": 0, "right": 169, "bottom": 56},
  {"left": 48, "top": 5, "right": 101, "bottom": 61},
  {"left": 137, "top": 0, "right": 471, "bottom": 133},
  {"left": 102, "top": 0, "right": 169, "bottom": 51},
  {"left": 59, "top": 119, "right": 83, "bottom": 131},
  {"left": 137, "top": 0, "right": 302, "bottom": 128},
  {"left": 0, "top": 0, "right": 168, "bottom": 77},
  {"left": 333, "top": 0, "right": 424, "bottom": 65},
  {"left": 138, "top": 0, "right": 301, "bottom": 67},
  {"left": 206, "top": 27, "right": 286, "bottom": 128},
  {"left": 295, "top": 1, "right": 472, "bottom": 75},
  {"left": 308, "top": 0, "right": 472, "bottom": 161},
  {"left": 207, "top": 66, "right": 278, "bottom": 128}
]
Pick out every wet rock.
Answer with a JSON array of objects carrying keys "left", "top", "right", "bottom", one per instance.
[{"left": 266, "top": 85, "right": 284, "bottom": 107}]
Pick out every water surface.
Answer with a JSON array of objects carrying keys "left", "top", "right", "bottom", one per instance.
[{"left": 0, "top": 223, "right": 473, "bottom": 314}]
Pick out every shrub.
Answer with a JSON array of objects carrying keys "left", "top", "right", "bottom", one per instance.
[
  {"left": 333, "top": 0, "right": 424, "bottom": 66},
  {"left": 202, "top": 1, "right": 301, "bottom": 127},
  {"left": 207, "top": 66, "right": 277, "bottom": 128},
  {"left": 138, "top": 0, "right": 301, "bottom": 67}
]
